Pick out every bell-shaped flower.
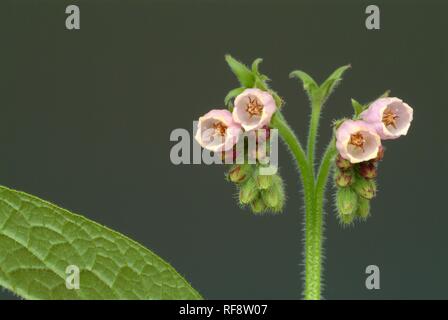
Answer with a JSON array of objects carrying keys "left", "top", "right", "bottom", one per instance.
[
  {"left": 336, "top": 120, "right": 381, "bottom": 164},
  {"left": 195, "top": 109, "right": 242, "bottom": 152},
  {"left": 360, "top": 97, "right": 413, "bottom": 140},
  {"left": 232, "top": 88, "right": 276, "bottom": 131}
]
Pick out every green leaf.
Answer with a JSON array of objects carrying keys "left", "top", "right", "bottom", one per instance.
[
  {"left": 319, "top": 64, "right": 351, "bottom": 102},
  {"left": 225, "top": 54, "right": 255, "bottom": 87},
  {"left": 289, "top": 70, "right": 319, "bottom": 98},
  {"left": 351, "top": 98, "right": 365, "bottom": 118},
  {"left": 224, "top": 87, "right": 245, "bottom": 107},
  {"left": 0, "top": 185, "right": 202, "bottom": 300}
]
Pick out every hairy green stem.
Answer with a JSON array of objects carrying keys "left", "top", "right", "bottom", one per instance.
[
  {"left": 271, "top": 112, "right": 310, "bottom": 188},
  {"left": 306, "top": 99, "right": 322, "bottom": 171},
  {"left": 272, "top": 107, "right": 336, "bottom": 300},
  {"left": 272, "top": 111, "right": 320, "bottom": 300},
  {"left": 303, "top": 97, "right": 324, "bottom": 300},
  {"left": 310, "top": 139, "right": 337, "bottom": 299}
]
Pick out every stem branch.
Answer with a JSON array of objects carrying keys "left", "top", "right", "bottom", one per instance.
[{"left": 272, "top": 111, "right": 319, "bottom": 300}]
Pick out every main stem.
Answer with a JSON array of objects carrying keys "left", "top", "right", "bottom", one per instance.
[
  {"left": 273, "top": 104, "right": 336, "bottom": 300},
  {"left": 304, "top": 98, "right": 322, "bottom": 300}
]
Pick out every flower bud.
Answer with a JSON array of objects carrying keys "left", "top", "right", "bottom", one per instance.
[
  {"left": 352, "top": 178, "right": 376, "bottom": 200},
  {"left": 239, "top": 178, "right": 259, "bottom": 205},
  {"left": 261, "top": 175, "right": 285, "bottom": 213},
  {"left": 339, "top": 211, "right": 355, "bottom": 225},
  {"left": 335, "top": 154, "right": 352, "bottom": 170},
  {"left": 256, "top": 174, "right": 273, "bottom": 190},
  {"left": 358, "top": 161, "right": 377, "bottom": 179},
  {"left": 334, "top": 169, "right": 354, "bottom": 187},
  {"left": 250, "top": 197, "right": 266, "bottom": 214},
  {"left": 228, "top": 164, "right": 252, "bottom": 183},
  {"left": 336, "top": 187, "right": 358, "bottom": 216},
  {"left": 356, "top": 196, "right": 370, "bottom": 220}
]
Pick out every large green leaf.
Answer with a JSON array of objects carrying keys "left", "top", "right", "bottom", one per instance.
[{"left": 0, "top": 185, "right": 201, "bottom": 300}]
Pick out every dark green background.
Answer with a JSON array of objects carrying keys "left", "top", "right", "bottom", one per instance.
[{"left": 1, "top": 0, "right": 447, "bottom": 299}]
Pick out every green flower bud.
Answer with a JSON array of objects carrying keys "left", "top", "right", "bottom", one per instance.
[
  {"left": 256, "top": 174, "right": 273, "bottom": 190},
  {"left": 228, "top": 164, "right": 252, "bottom": 184},
  {"left": 335, "top": 154, "right": 352, "bottom": 170},
  {"left": 339, "top": 211, "right": 355, "bottom": 225},
  {"left": 356, "top": 196, "right": 370, "bottom": 220},
  {"left": 336, "top": 187, "right": 358, "bottom": 216},
  {"left": 250, "top": 196, "right": 266, "bottom": 214},
  {"left": 352, "top": 178, "right": 377, "bottom": 200},
  {"left": 239, "top": 178, "right": 259, "bottom": 205},
  {"left": 334, "top": 169, "right": 354, "bottom": 187},
  {"left": 262, "top": 175, "right": 285, "bottom": 213}
]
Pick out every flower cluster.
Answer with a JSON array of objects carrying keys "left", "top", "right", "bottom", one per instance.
[
  {"left": 191, "top": 55, "right": 415, "bottom": 298},
  {"left": 194, "top": 61, "right": 286, "bottom": 214},
  {"left": 228, "top": 163, "right": 285, "bottom": 213},
  {"left": 195, "top": 88, "right": 276, "bottom": 155},
  {"left": 334, "top": 97, "right": 413, "bottom": 224}
]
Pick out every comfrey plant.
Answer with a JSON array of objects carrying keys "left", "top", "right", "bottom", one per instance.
[{"left": 194, "top": 55, "right": 413, "bottom": 300}]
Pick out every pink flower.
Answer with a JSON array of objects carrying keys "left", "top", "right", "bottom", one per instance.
[
  {"left": 360, "top": 97, "right": 413, "bottom": 140},
  {"left": 195, "top": 109, "right": 242, "bottom": 152},
  {"left": 233, "top": 88, "right": 276, "bottom": 131},
  {"left": 336, "top": 120, "right": 382, "bottom": 164}
]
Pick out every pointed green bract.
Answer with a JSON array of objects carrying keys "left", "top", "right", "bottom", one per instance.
[
  {"left": 225, "top": 54, "right": 255, "bottom": 87},
  {"left": 0, "top": 186, "right": 201, "bottom": 300},
  {"left": 319, "top": 65, "right": 351, "bottom": 101},
  {"left": 289, "top": 70, "right": 319, "bottom": 98},
  {"left": 290, "top": 65, "right": 351, "bottom": 103},
  {"left": 351, "top": 98, "right": 365, "bottom": 118},
  {"left": 251, "top": 58, "right": 264, "bottom": 75}
]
